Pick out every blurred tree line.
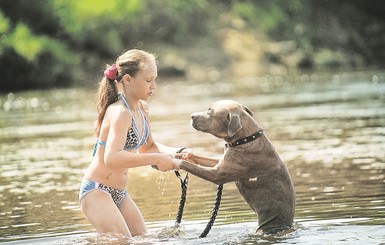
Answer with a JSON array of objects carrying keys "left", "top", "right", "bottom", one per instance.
[{"left": 0, "top": 0, "right": 384, "bottom": 92}]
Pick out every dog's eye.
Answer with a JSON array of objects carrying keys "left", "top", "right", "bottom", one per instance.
[
  {"left": 227, "top": 113, "right": 230, "bottom": 121},
  {"left": 207, "top": 108, "right": 213, "bottom": 115}
]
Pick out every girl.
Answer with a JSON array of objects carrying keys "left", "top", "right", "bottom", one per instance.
[{"left": 79, "top": 49, "right": 186, "bottom": 237}]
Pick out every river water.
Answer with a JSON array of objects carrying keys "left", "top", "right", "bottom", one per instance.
[{"left": 0, "top": 71, "right": 384, "bottom": 244}]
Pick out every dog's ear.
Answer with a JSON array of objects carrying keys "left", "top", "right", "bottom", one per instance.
[
  {"left": 228, "top": 112, "right": 242, "bottom": 138},
  {"left": 242, "top": 105, "right": 253, "bottom": 116}
]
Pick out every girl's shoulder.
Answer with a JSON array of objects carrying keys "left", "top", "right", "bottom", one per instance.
[{"left": 106, "top": 101, "right": 132, "bottom": 124}]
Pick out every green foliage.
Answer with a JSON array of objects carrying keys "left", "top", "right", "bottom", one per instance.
[
  {"left": 0, "top": 8, "right": 78, "bottom": 91},
  {"left": 234, "top": 1, "right": 282, "bottom": 31},
  {"left": 0, "top": 0, "right": 384, "bottom": 92},
  {"left": 0, "top": 11, "right": 9, "bottom": 56},
  {"left": 7, "top": 23, "right": 44, "bottom": 61},
  {"left": 0, "top": 11, "right": 9, "bottom": 33},
  {"left": 0, "top": 0, "right": 210, "bottom": 92},
  {"left": 52, "top": 0, "right": 143, "bottom": 34}
]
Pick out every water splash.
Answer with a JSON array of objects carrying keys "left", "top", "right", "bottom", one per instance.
[{"left": 155, "top": 172, "right": 172, "bottom": 195}]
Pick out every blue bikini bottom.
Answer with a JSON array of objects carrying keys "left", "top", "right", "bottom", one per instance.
[{"left": 79, "top": 179, "right": 128, "bottom": 207}]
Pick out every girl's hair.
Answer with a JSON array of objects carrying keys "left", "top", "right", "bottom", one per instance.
[{"left": 95, "top": 49, "right": 156, "bottom": 136}]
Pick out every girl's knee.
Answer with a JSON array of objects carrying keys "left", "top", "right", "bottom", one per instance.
[{"left": 129, "top": 223, "right": 147, "bottom": 237}]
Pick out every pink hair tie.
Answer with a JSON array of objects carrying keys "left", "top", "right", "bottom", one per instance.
[{"left": 104, "top": 64, "right": 117, "bottom": 80}]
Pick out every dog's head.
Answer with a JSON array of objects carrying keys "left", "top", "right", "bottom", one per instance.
[{"left": 191, "top": 100, "right": 254, "bottom": 140}]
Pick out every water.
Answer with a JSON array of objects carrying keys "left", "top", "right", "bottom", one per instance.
[{"left": 0, "top": 71, "right": 384, "bottom": 244}]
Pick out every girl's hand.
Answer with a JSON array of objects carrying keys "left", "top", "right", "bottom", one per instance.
[
  {"left": 155, "top": 154, "right": 180, "bottom": 172},
  {"left": 174, "top": 148, "right": 192, "bottom": 159},
  {"left": 174, "top": 152, "right": 197, "bottom": 164}
]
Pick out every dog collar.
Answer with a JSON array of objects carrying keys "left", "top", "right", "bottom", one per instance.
[{"left": 225, "top": 128, "right": 264, "bottom": 148}]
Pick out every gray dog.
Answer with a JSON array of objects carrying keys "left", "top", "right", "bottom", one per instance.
[{"left": 176, "top": 100, "right": 295, "bottom": 234}]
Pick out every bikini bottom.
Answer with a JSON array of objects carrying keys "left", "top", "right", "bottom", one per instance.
[{"left": 79, "top": 179, "right": 128, "bottom": 207}]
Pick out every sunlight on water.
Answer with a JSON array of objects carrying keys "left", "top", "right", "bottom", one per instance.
[{"left": 0, "top": 72, "right": 385, "bottom": 244}]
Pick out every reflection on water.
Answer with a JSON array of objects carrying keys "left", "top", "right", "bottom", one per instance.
[{"left": 0, "top": 71, "right": 384, "bottom": 244}]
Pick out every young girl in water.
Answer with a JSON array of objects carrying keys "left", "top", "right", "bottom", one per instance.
[{"left": 79, "top": 49, "right": 186, "bottom": 237}]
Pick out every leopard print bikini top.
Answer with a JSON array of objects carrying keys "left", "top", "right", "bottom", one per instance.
[
  {"left": 93, "top": 93, "right": 149, "bottom": 156},
  {"left": 119, "top": 94, "right": 149, "bottom": 150}
]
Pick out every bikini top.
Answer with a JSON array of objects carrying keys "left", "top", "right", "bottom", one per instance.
[{"left": 93, "top": 93, "right": 149, "bottom": 156}]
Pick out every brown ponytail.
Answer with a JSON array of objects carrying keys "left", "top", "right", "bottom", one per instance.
[{"left": 95, "top": 76, "right": 118, "bottom": 136}]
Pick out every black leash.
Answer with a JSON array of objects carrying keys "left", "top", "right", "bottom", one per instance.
[
  {"left": 173, "top": 147, "right": 223, "bottom": 238},
  {"left": 199, "top": 184, "right": 223, "bottom": 238},
  {"left": 174, "top": 170, "right": 189, "bottom": 226},
  {"left": 173, "top": 171, "right": 223, "bottom": 238}
]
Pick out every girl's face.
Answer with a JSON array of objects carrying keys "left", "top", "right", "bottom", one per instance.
[{"left": 125, "top": 61, "right": 157, "bottom": 100}]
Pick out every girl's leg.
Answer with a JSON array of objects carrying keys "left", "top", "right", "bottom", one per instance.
[
  {"left": 80, "top": 190, "right": 132, "bottom": 237},
  {"left": 119, "top": 195, "right": 147, "bottom": 236}
]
